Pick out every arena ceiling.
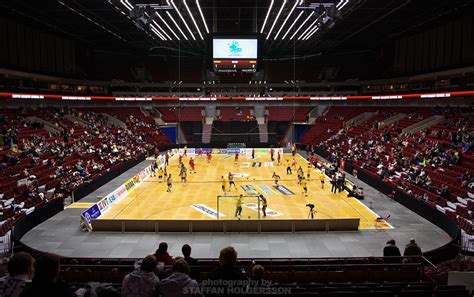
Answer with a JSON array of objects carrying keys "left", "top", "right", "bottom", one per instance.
[{"left": 1, "top": 0, "right": 473, "bottom": 58}]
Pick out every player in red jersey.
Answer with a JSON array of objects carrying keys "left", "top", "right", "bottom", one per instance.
[
  {"left": 207, "top": 151, "right": 212, "bottom": 163},
  {"left": 270, "top": 148, "right": 274, "bottom": 162},
  {"left": 198, "top": 148, "right": 203, "bottom": 158},
  {"left": 277, "top": 151, "right": 281, "bottom": 165},
  {"left": 189, "top": 157, "right": 195, "bottom": 173},
  {"left": 189, "top": 157, "right": 196, "bottom": 173},
  {"left": 313, "top": 154, "right": 319, "bottom": 166},
  {"left": 234, "top": 152, "right": 239, "bottom": 164},
  {"left": 178, "top": 154, "right": 184, "bottom": 167},
  {"left": 292, "top": 158, "right": 297, "bottom": 169}
]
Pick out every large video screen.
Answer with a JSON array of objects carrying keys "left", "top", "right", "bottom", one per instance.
[{"left": 213, "top": 38, "right": 258, "bottom": 59}]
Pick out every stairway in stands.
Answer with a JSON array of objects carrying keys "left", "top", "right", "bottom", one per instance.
[
  {"left": 202, "top": 124, "right": 212, "bottom": 143},
  {"left": 258, "top": 123, "right": 269, "bottom": 143}
]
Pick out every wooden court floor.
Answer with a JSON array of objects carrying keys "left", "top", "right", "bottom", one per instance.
[{"left": 98, "top": 153, "right": 391, "bottom": 229}]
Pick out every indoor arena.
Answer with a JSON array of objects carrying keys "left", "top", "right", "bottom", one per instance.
[{"left": 1, "top": 0, "right": 474, "bottom": 296}]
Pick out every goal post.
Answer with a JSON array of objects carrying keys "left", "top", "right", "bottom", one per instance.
[{"left": 216, "top": 195, "right": 261, "bottom": 220}]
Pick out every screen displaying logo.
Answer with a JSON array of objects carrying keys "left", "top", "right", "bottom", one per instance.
[
  {"left": 213, "top": 38, "right": 258, "bottom": 59},
  {"left": 228, "top": 41, "right": 242, "bottom": 56}
]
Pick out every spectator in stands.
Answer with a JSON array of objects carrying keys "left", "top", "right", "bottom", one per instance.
[
  {"left": 159, "top": 258, "right": 200, "bottom": 297},
  {"left": 209, "top": 246, "right": 246, "bottom": 281},
  {"left": 249, "top": 264, "right": 267, "bottom": 287},
  {"left": 20, "top": 253, "right": 76, "bottom": 297},
  {"left": 403, "top": 238, "right": 422, "bottom": 257},
  {"left": 181, "top": 244, "right": 199, "bottom": 281},
  {"left": 383, "top": 239, "right": 401, "bottom": 257},
  {"left": 121, "top": 255, "right": 159, "bottom": 297},
  {"left": 0, "top": 252, "right": 35, "bottom": 297},
  {"left": 205, "top": 246, "right": 247, "bottom": 296},
  {"left": 155, "top": 242, "right": 173, "bottom": 265},
  {"left": 438, "top": 184, "right": 450, "bottom": 199}
]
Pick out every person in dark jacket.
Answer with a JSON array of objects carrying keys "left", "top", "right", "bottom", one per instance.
[
  {"left": 206, "top": 246, "right": 247, "bottom": 296},
  {"left": 121, "top": 255, "right": 159, "bottom": 297},
  {"left": 383, "top": 239, "right": 401, "bottom": 257},
  {"left": 20, "top": 254, "right": 76, "bottom": 297},
  {"left": 182, "top": 244, "right": 200, "bottom": 281},
  {"left": 155, "top": 242, "right": 173, "bottom": 265},
  {"left": 0, "top": 252, "right": 35, "bottom": 297},
  {"left": 330, "top": 175, "right": 338, "bottom": 193},
  {"left": 209, "top": 246, "right": 246, "bottom": 281},
  {"left": 159, "top": 258, "right": 199, "bottom": 297},
  {"left": 403, "top": 238, "right": 422, "bottom": 256}
]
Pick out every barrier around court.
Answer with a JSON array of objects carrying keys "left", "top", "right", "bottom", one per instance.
[{"left": 90, "top": 218, "right": 360, "bottom": 233}]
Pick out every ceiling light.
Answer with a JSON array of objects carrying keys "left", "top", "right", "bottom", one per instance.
[
  {"left": 168, "top": 0, "right": 196, "bottom": 40},
  {"left": 166, "top": 11, "right": 188, "bottom": 40},
  {"left": 281, "top": 10, "right": 304, "bottom": 39},
  {"left": 151, "top": 27, "right": 166, "bottom": 40},
  {"left": 266, "top": 0, "right": 287, "bottom": 40},
  {"left": 183, "top": 0, "right": 204, "bottom": 40},
  {"left": 156, "top": 12, "right": 180, "bottom": 40},
  {"left": 289, "top": 11, "right": 314, "bottom": 40},
  {"left": 337, "top": 0, "right": 350, "bottom": 10},
  {"left": 260, "top": 0, "right": 274, "bottom": 33},
  {"left": 196, "top": 0, "right": 209, "bottom": 34},
  {"left": 274, "top": 0, "right": 301, "bottom": 40},
  {"left": 152, "top": 20, "right": 172, "bottom": 40},
  {"left": 297, "top": 14, "right": 321, "bottom": 40},
  {"left": 120, "top": 0, "right": 133, "bottom": 11},
  {"left": 303, "top": 26, "right": 319, "bottom": 40}
]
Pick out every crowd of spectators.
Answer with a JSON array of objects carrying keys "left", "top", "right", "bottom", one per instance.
[
  {"left": 0, "top": 107, "right": 167, "bottom": 225},
  {"left": 0, "top": 239, "right": 432, "bottom": 297},
  {"left": 322, "top": 111, "right": 471, "bottom": 190},
  {"left": 317, "top": 106, "right": 473, "bottom": 232}
]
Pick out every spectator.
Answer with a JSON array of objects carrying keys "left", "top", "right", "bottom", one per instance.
[
  {"left": 159, "top": 258, "right": 200, "bottom": 297},
  {"left": 0, "top": 252, "right": 35, "bottom": 297},
  {"left": 182, "top": 244, "right": 200, "bottom": 281},
  {"left": 403, "top": 238, "right": 422, "bottom": 257},
  {"left": 121, "top": 255, "right": 159, "bottom": 297},
  {"left": 383, "top": 239, "right": 401, "bottom": 257},
  {"left": 206, "top": 246, "right": 247, "bottom": 296},
  {"left": 20, "top": 253, "right": 76, "bottom": 297},
  {"left": 250, "top": 264, "right": 267, "bottom": 287},
  {"left": 209, "top": 246, "right": 246, "bottom": 281},
  {"left": 155, "top": 242, "right": 173, "bottom": 265}
]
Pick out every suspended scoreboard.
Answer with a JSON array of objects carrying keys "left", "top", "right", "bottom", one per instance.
[{"left": 212, "top": 37, "right": 259, "bottom": 73}]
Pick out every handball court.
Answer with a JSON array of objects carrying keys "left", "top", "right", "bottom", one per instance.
[
  {"left": 96, "top": 152, "right": 391, "bottom": 230},
  {"left": 22, "top": 151, "right": 451, "bottom": 258}
]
